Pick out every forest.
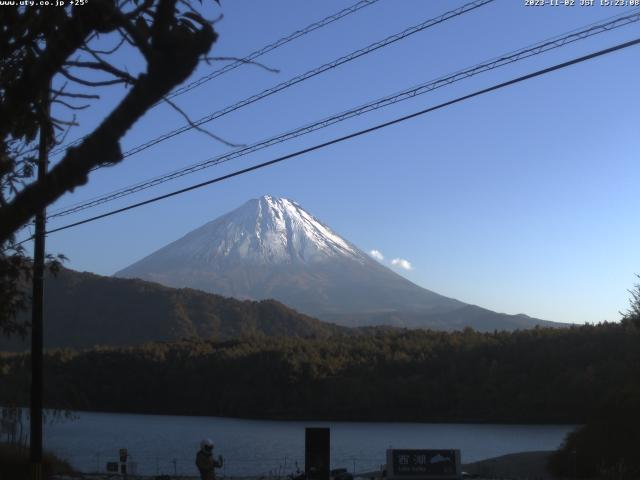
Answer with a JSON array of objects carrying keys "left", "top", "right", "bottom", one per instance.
[
  {"left": 1, "top": 320, "right": 638, "bottom": 424},
  {"left": 2, "top": 317, "right": 640, "bottom": 477}
]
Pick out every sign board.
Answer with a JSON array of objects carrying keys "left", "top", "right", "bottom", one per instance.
[
  {"left": 119, "top": 448, "right": 128, "bottom": 463},
  {"left": 386, "top": 449, "right": 461, "bottom": 480}
]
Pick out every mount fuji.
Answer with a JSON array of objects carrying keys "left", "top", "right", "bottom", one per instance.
[{"left": 115, "top": 195, "right": 557, "bottom": 331}]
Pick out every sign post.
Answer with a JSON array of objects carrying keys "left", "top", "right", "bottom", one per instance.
[{"left": 119, "top": 448, "right": 128, "bottom": 477}]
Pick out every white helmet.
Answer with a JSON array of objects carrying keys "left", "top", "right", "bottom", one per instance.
[{"left": 201, "top": 438, "right": 214, "bottom": 453}]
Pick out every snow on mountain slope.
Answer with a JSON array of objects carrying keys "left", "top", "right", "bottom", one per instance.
[
  {"left": 133, "top": 195, "right": 364, "bottom": 267},
  {"left": 115, "top": 195, "right": 555, "bottom": 331}
]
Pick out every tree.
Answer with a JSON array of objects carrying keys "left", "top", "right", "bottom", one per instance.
[
  {"left": 621, "top": 275, "right": 640, "bottom": 327},
  {"left": 0, "top": 0, "right": 219, "bottom": 334},
  {"left": 547, "top": 278, "right": 640, "bottom": 479}
]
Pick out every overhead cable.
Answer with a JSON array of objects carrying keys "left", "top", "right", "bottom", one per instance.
[
  {"left": 36, "top": 37, "right": 640, "bottom": 240},
  {"left": 47, "top": 9, "right": 640, "bottom": 219},
  {"left": 50, "top": 0, "right": 495, "bottom": 166},
  {"left": 166, "top": 0, "right": 382, "bottom": 101},
  {"left": 48, "top": 0, "right": 383, "bottom": 157}
]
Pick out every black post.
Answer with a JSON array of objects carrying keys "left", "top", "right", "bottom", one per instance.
[
  {"left": 305, "top": 427, "right": 330, "bottom": 480},
  {"left": 30, "top": 84, "right": 49, "bottom": 480}
]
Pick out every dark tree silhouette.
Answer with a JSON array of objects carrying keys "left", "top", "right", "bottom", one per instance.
[
  {"left": 2, "top": 320, "right": 639, "bottom": 424},
  {"left": 621, "top": 275, "right": 640, "bottom": 327},
  {"left": 0, "top": 0, "right": 220, "bottom": 334}
]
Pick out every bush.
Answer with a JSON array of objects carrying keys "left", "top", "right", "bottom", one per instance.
[
  {"left": 548, "top": 412, "right": 640, "bottom": 479},
  {"left": 0, "top": 442, "right": 74, "bottom": 480}
]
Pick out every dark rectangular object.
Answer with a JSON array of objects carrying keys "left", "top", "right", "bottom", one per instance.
[
  {"left": 387, "top": 449, "right": 461, "bottom": 479},
  {"left": 305, "top": 427, "right": 330, "bottom": 480},
  {"left": 106, "top": 462, "right": 119, "bottom": 472}
]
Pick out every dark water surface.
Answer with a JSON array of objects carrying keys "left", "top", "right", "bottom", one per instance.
[{"left": 43, "top": 411, "right": 575, "bottom": 476}]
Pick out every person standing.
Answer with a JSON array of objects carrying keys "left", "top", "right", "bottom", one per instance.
[{"left": 196, "top": 438, "right": 224, "bottom": 480}]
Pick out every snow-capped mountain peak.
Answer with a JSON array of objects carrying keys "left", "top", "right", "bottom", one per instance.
[
  {"left": 115, "top": 195, "right": 554, "bottom": 331},
  {"left": 132, "top": 195, "right": 363, "bottom": 267}
]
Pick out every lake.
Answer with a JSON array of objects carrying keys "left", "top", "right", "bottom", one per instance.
[{"left": 41, "top": 411, "right": 575, "bottom": 476}]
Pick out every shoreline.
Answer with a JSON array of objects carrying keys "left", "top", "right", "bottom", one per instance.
[
  {"left": 50, "top": 451, "right": 556, "bottom": 480},
  {"left": 14, "top": 405, "right": 579, "bottom": 427}
]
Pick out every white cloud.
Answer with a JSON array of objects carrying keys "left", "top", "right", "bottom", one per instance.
[
  {"left": 369, "top": 249, "right": 384, "bottom": 261},
  {"left": 391, "top": 258, "right": 413, "bottom": 270}
]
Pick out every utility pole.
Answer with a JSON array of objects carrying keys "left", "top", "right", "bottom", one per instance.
[{"left": 30, "top": 83, "right": 50, "bottom": 480}]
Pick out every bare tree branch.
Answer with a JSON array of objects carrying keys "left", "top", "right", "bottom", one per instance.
[
  {"left": 124, "top": 0, "right": 154, "bottom": 19},
  {"left": 60, "top": 67, "right": 130, "bottom": 87},
  {"left": 116, "top": 26, "right": 138, "bottom": 49},
  {"left": 80, "top": 36, "right": 127, "bottom": 56},
  {"left": 51, "top": 90, "right": 101, "bottom": 100},
  {"left": 0, "top": 0, "right": 119, "bottom": 138},
  {"left": 0, "top": 1, "right": 217, "bottom": 243},
  {"left": 52, "top": 119, "right": 76, "bottom": 151},
  {"left": 113, "top": 11, "right": 153, "bottom": 60},
  {"left": 64, "top": 60, "right": 136, "bottom": 83},
  {"left": 51, "top": 116, "right": 79, "bottom": 128},
  {"left": 52, "top": 99, "right": 91, "bottom": 111},
  {"left": 162, "top": 96, "right": 245, "bottom": 148}
]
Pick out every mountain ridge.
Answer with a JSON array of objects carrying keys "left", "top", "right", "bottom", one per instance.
[
  {"left": 0, "top": 267, "right": 347, "bottom": 351},
  {"left": 116, "top": 195, "right": 560, "bottom": 330}
]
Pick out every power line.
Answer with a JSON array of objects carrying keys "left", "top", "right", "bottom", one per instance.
[
  {"left": 48, "top": 8, "right": 639, "bottom": 217},
  {"left": 53, "top": 0, "right": 495, "bottom": 168},
  {"left": 38, "top": 37, "right": 640, "bottom": 240},
  {"left": 118, "top": 0, "right": 494, "bottom": 159},
  {"left": 165, "top": 0, "right": 381, "bottom": 101},
  {"left": 48, "top": 0, "right": 382, "bottom": 158},
  {"left": 47, "top": 9, "right": 640, "bottom": 220}
]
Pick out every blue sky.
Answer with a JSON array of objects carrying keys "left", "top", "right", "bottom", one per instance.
[{"left": 30, "top": 0, "right": 640, "bottom": 325}]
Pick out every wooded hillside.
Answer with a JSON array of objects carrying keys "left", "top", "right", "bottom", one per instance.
[
  {"left": 2, "top": 321, "right": 638, "bottom": 423},
  {"left": 0, "top": 268, "right": 346, "bottom": 351}
]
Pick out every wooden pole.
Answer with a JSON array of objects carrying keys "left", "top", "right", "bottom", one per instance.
[{"left": 30, "top": 83, "right": 49, "bottom": 480}]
